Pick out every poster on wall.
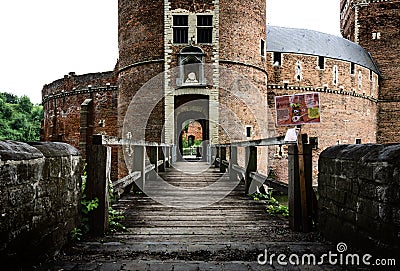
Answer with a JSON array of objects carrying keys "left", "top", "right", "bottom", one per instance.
[{"left": 275, "top": 92, "right": 321, "bottom": 126}]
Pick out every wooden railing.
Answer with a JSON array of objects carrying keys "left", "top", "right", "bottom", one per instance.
[
  {"left": 213, "top": 134, "right": 316, "bottom": 232},
  {"left": 85, "top": 134, "right": 174, "bottom": 235}
]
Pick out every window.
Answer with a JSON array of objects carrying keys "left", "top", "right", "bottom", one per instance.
[
  {"left": 355, "top": 138, "right": 362, "bottom": 144},
  {"left": 318, "top": 56, "right": 325, "bottom": 69},
  {"left": 273, "top": 52, "right": 282, "bottom": 66},
  {"left": 197, "top": 15, "right": 212, "bottom": 43},
  {"left": 309, "top": 137, "right": 319, "bottom": 150},
  {"left": 358, "top": 70, "right": 363, "bottom": 90},
  {"left": 333, "top": 65, "right": 339, "bottom": 86},
  {"left": 246, "top": 126, "right": 252, "bottom": 138},
  {"left": 369, "top": 70, "right": 373, "bottom": 81},
  {"left": 260, "top": 39, "right": 265, "bottom": 57},
  {"left": 295, "top": 61, "right": 303, "bottom": 81},
  {"left": 372, "top": 32, "right": 381, "bottom": 40},
  {"left": 173, "top": 15, "right": 189, "bottom": 44},
  {"left": 350, "top": 62, "right": 355, "bottom": 75}
]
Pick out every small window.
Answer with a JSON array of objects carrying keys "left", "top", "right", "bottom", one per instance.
[
  {"left": 355, "top": 138, "right": 362, "bottom": 144},
  {"left": 350, "top": 62, "right": 355, "bottom": 75},
  {"left": 369, "top": 70, "right": 373, "bottom": 81},
  {"left": 372, "top": 32, "right": 381, "bottom": 40},
  {"left": 318, "top": 56, "right": 325, "bottom": 69},
  {"left": 332, "top": 65, "right": 339, "bottom": 86},
  {"left": 260, "top": 39, "right": 265, "bottom": 57},
  {"left": 173, "top": 15, "right": 189, "bottom": 44},
  {"left": 197, "top": 15, "right": 213, "bottom": 44},
  {"left": 358, "top": 70, "right": 363, "bottom": 90},
  {"left": 246, "top": 126, "right": 252, "bottom": 138},
  {"left": 273, "top": 52, "right": 282, "bottom": 66},
  {"left": 309, "top": 137, "right": 319, "bottom": 150}
]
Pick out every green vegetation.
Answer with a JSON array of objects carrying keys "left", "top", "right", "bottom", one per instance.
[
  {"left": 71, "top": 166, "right": 126, "bottom": 241},
  {"left": 0, "top": 92, "right": 43, "bottom": 141},
  {"left": 249, "top": 190, "right": 289, "bottom": 217}
]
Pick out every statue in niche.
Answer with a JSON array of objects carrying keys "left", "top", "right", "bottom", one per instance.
[{"left": 185, "top": 72, "right": 199, "bottom": 83}]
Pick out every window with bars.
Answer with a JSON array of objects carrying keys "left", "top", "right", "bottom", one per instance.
[
  {"left": 197, "top": 15, "right": 213, "bottom": 44},
  {"left": 173, "top": 15, "right": 189, "bottom": 44}
]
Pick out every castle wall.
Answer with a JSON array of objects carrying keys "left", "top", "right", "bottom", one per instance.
[
  {"left": 266, "top": 52, "right": 378, "bottom": 182},
  {"left": 340, "top": 0, "right": 400, "bottom": 144},
  {"left": 356, "top": 0, "right": 400, "bottom": 143},
  {"left": 41, "top": 71, "right": 118, "bottom": 180},
  {"left": 0, "top": 141, "right": 82, "bottom": 267}
]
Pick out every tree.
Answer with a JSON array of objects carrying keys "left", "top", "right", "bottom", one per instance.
[{"left": 0, "top": 92, "right": 43, "bottom": 142}]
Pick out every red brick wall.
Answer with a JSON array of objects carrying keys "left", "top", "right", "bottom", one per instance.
[
  {"left": 41, "top": 71, "right": 119, "bottom": 180},
  {"left": 265, "top": 51, "right": 378, "bottom": 183},
  {"left": 356, "top": 0, "right": 400, "bottom": 143}
]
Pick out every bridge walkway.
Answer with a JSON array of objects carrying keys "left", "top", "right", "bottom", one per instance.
[{"left": 41, "top": 161, "right": 344, "bottom": 271}]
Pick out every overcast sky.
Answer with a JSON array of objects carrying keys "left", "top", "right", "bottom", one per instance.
[{"left": 0, "top": 0, "right": 340, "bottom": 104}]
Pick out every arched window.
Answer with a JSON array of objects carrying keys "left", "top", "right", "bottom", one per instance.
[{"left": 177, "top": 46, "right": 206, "bottom": 87}]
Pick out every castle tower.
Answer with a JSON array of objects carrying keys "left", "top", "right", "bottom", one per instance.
[
  {"left": 118, "top": 0, "right": 268, "bottom": 170},
  {"left": 341, "top": 0, "right": 400, "bottom": 143}
]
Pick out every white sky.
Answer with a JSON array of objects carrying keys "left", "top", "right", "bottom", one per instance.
[{"left": 0, "top": 0, "right": 341, "bottom": 104}]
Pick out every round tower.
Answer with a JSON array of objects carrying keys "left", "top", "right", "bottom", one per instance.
[
  {"left": 341, "top": 0, "right": 400, "bottom": 143},
  {"left": 118, "top": 0, "right": 269, "bottom": 173}
]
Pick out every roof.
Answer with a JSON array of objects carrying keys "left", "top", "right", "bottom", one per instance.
[{"left": 267, "top": 26, "right": 380, "bottom": 74}]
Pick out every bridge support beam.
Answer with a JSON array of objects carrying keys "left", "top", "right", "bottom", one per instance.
[
  {"left": 288, "top": 135, "right": 313, "bottom": 232},
  {"left": 86, "top": 144, "right": 110, "bottom": 235},
  {"left": 220, "top": 146, "right": 227, "bottom": 173},
  {"left": 245, "top": 146, "right": 257, "bottom": 195}
]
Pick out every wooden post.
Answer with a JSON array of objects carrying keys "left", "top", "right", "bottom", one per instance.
[
  {"left": 165, "top": 146, "right": 170, "bottom": 168},
  {"left": 288, "top": 132, "right": 312, "bottom": 232},
  {"left": 230, "top": 146, "right": 238, "bottom": 182},
  {"left": 86, "top": 144, "right": 110, "bottom": 235},
  {"left": 215, "top": 146, "right": 220, "bottom": 168},
  {"left": 245, "top": 146, "right": 257, "bottom": 195},
  {"left": 79, "top": 99, "right": 94, "bottom": 160},
  {"left": 149, "top": 145, "right": 158, "bottom": 179},
  {"left": 131, "top": 145, "right": 146, "bottom": 192},
  {"left": 159, "top": 146, "right": 165, "bottom": 172},
  {"left": 220, "top": 146, "right": 227, "bottom": 173}
]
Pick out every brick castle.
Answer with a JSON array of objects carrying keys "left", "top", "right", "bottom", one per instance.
[{"left": 41, "top": 0, "right": 400, "bottom": 182}]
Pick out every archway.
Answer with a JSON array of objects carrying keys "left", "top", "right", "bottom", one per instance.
[{"left": 175, "top": 94, "right": 209, "bottom": 161}]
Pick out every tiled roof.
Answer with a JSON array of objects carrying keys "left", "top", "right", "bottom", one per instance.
[{"left": 267, "top": 26, "right": 380, "bottom": 74}]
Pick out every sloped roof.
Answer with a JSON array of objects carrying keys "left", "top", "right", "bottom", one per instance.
[{"left": 267, "top": 26, "right": 380, "bottom": 74}]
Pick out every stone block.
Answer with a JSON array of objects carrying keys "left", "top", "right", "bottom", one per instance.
[
  {"left": 373, "top": 163, "right": 393, "bottom": 184},
  {"left": 358, "top": 181, "right": 377, "bottom": 199}
]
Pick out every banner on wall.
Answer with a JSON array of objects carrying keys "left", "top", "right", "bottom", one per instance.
[{"left": 275, "top": 92, "right": 321, "bottom": 126}]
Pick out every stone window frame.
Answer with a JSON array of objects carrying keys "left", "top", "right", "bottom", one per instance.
[
  {"left": 173, "top": 15, "right": 189, "bottom": 44},
  {"left": 171, "top": 11, "right": 214, "bottom": 45},
  {"left": 196, "top": 14, "right": 213, "bottom": 44}
]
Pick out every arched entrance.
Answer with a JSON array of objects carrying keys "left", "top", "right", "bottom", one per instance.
[{"left": 175, "top": 94, "right": 209, "bottom": 161}]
